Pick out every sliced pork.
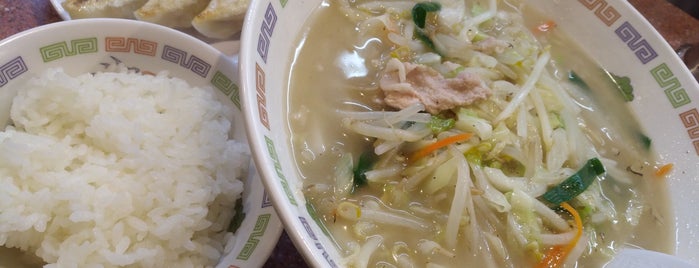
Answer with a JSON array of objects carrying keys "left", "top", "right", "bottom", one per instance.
[{"left": 379, "top": 58, "right": 491, "bottom": 114}]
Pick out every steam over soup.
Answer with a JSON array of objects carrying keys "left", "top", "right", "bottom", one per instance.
[{"left": 287, "top": 0, "right": 673, "bottom": 267}]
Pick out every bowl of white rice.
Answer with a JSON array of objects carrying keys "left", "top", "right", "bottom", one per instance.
[{"left": 0, "top": 19, "right": 282, "bottom": 267}]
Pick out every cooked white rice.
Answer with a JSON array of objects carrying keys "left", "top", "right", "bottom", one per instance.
[{"left": 0, "top": 67, "right": 249, "bottom": 268}]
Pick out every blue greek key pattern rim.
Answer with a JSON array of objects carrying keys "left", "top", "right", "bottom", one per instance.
[
  {"left": 299, "top": 216, "right": 338, "bottom": 268},
  {"left": 615, "top": 21, "right": 658, "bottom": 64},
  {"left": 0, "top": 56, "right": 28, "bottom": 88},
  {"left": 161, "top": 45, "right": 211, "bottom": 78},
  {"left": 262, "top": 190, "right": 273, "bottom": 208},
  {"left": 257, "top": 3, "right": 277, "bottom": 63}
]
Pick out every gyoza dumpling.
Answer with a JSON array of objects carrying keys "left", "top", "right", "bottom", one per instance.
[
  {"left": 134, "top": 0, "right": 211, "bottom": 28},
  {"left": 192, "top": 0, "right": 250, "bottom": 39},
  {"left": 62, "top": 0, "right": 148, "bottom": 19}
]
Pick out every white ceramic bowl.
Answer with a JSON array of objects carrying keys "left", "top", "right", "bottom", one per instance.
[
  {"left": 240, "top": 0, "right": 699, "bottom": 266},
  {"left": 0, "top": 18, "right": 282, "bottom": 267}
]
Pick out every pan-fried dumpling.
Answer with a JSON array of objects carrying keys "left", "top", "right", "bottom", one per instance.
[
  {"left": 191, "top": 0, "right": 250, "bottom": 39},
  {"left": 134, "top": 0, "right": 211, "bottom": 28},
  {"left": 62, "top": 0, "right": 148, "bottom": 19}
]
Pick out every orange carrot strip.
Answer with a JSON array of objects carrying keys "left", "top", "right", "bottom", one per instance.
[
  {"left": 536, "top": 20, "right": 557, "bottom": 32},
  {"left": 409, "top": 133, "right": 473, "bottom": 162},
  {"left": 535, "top": 202, "right": 583, "bottom": 268},
  {"left": 536, "top": 245, "right": 565, "bottom": 268},
  {"left": 655, "top": 163, "right": 674, "bottom": 177}
]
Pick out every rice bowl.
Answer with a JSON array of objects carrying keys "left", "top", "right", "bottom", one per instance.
[{"left": 0, "top": 19, "right": 282, "bottom": 268}]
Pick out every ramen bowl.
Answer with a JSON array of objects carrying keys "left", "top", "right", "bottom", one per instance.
[
  {"left": 0, "top": 18, "right": 281, "bottom": 267},
  {"left": 240, "top": 0, "right": 699, "bottom": 266}
]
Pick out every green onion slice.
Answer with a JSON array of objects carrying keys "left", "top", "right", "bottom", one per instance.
[
  {"left": 412, "top": 2, "right": 441, "bottom": 28},
  {"left": 542, "top": 158, "right": 605, "bottom": 205},
  {"left": 352, "top": 152, "right": 375, "bottom": 192}
]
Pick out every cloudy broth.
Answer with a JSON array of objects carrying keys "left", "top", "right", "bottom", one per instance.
[{"left": 286, "top": 0, "right": 673, "bottom": 266}]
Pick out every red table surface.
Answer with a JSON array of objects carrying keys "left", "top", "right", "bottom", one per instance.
[{"left": 1, "top": 0, "right": 698, "bottom": 267}]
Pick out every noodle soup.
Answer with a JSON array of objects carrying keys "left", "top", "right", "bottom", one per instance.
[{"left": 287, "top": 0, "right": 672, "bottom": 266}]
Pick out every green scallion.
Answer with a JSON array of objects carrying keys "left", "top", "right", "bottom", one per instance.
[
  {"left": 542, "top": 158, "right": 605, "bottom": 205},
  {"left": 352, "top": 152, "right": 375, "bottom": 192},
  {"left": 412, "top": 2, "right": 441, "bottom": 28}
]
